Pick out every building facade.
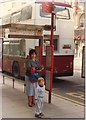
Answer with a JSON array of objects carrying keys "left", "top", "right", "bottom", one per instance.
[{"left": 73, "top": 2, "right": 85, "bottom": 58}]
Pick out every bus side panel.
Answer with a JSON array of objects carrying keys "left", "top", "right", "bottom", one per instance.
[
  {"left": 42, "top": 55, "right": 74, "bottom": 77},
  {"left": 9, "top": 57, "right": 26, "bottom": 77},
  {"left": 3, "top": 56, "right": 26, "bottom": 77},
  {"left": 19, "top": 58, "right": 26, "bottom": 77},
  {"left": 3, "top": 56, "right": 12, "bottom": 74}
]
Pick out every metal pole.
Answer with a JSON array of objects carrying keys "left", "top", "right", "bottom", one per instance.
[
  {"left": 48, "top": 12, "right": 54, "bottom": 104},
  {"left": 13, "top": 79, "right": 15, "bottom": 88},
  {"left": 3, "top": 75, "right": 5, "bottom": 84},
  {"left": 24, "top": 83, "right": 26, "bottom": 93},
  {"left": 50, "top": 12, "right": 54, "bottom": 46}
]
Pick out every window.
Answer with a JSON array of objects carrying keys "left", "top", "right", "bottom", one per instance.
[
  {"left": 20, "top": 39, "right": 26, "bottom": 57},
  {"left": 21, "top": 5, "right": 32, "bottom": 21},
  {"left": 43, "top": 40, "right": 50, "bottom": 53},
  {"left": 3, "top": 42, "right": 9, "bottom": 55},
  {"left": 43, "top": 35, "right": 59, "bottom": 53},
  {"left": 11, "top": 11, "right": 21, "bottom": 23},
  {"left": 6, "top": 40, "right": 26, "bottom": 57},
  {"left": 9, "top": 40, "right": 20, "bottom": 56},
  {"left": 54, "top": 39, "right": 58, "bottom": 51},
  {"left": 2, "top": 14, "right": 11, "bottom": 25}
]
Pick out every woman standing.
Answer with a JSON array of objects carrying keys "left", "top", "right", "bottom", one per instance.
[{"left": 25, "top": 49, "right": 44, "bottom": 107}]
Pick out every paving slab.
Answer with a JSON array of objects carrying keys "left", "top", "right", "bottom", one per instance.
[{"left": 0, "top": 73, "right": 85, "bottom": 119}]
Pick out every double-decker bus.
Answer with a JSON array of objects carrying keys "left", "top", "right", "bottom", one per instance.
[{"left": 2, "top": 1, "right": 74, "bottom": 79}]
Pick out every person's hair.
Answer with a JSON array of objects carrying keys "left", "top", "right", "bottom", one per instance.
[
  {"left": 29, "top": 49, "right": 37, "bottom": 57},
  {"left": 38, "top": 77, "right": 45, "bottom": 84}
]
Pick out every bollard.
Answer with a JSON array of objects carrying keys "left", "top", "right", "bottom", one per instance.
[
  {"left": 3, "top": 75, "right": 5, "bottom": 84},
  {"left": 24, "top": 83, "right": 26, "bottom": 93},
  {"left": 48, "top": 91, "right": 51, "bottom": 104},
  {"left": 13, "top": 79, "right": 15, "bottom": 88}
]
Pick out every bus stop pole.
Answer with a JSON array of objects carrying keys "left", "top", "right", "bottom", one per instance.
[
  {"left": 48, "top": 12, "right": 54, "bottom": 104},
  {"left": 50, "top": 12, "right": 54, "bottom": 46}
]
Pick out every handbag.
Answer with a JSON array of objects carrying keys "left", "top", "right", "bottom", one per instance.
[{"left": 29, "top": 72, "right": 39, "bottom": 82}]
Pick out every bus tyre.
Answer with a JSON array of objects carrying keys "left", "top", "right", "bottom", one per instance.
[{"left": 12, "top": 62, "right": 20, "bottom": 78}]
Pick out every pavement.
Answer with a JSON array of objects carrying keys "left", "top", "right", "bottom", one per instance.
[{"left": 0, "top": 73, "right": 85, "bottom": 119}]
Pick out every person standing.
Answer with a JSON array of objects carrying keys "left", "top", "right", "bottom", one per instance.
[
  {"left": 35, "top": 77, "right": 45, "bottom": 118},
  {"left": 25, "top": 49, "right": 44, "bottom": 107}
]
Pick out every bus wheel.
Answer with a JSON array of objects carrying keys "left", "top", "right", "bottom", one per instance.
[{"left": 12, "top": 62, "right": 20, "bottom": 78}]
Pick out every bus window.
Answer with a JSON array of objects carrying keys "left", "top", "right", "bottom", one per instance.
[
  {"left": 43, "top": 35, "right": 59, "bottom": 53},
  {"left": 43, "top": 40, "right": 50, "bottom": 53},
  {"left": 21, "top": 5, "right": 32, "bottom": 21},
  {"left": 54, "top": 39, "right": 58, "bottom": 51},
  {"left": 43, "top": 38, "right": 58, "bottom": 53},
  {"left": 20, "top": 39, "right": 26, "bottom": 57},
  {"left": 2, "top": 14, "right": 11, "bottom": 25},
  {"left": 11, "top": 11, "right": 21, "bottom": 23},
  {"left": 3, "top": 42, "right": 9, "bottom": 55},
  {"left": 9, "top": 40, "right": 20, "bottom": 56}
]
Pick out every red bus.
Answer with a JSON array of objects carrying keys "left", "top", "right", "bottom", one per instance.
[{"left": 2, "top": 1, "right": 74, "bottom": 79}]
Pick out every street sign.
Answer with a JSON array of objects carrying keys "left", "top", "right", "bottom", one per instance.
[
  {"left": 46, "top": 45, "right": 54, "bottom": 103},
  {"left": 42, "top": 1, "right": 53, "bottom": 13},
  {"left": 46, "top": 70, "right": 52, "bottom": 91},
  {"left": 46, "top": 46, "right": 54, "bottom": 69}
]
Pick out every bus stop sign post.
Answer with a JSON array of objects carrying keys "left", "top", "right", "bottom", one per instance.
[
  {"left": 42, "top": 1, "right": 55, "bottom": 103},
  {"left": 42, "top": 1, "right": 71, "bottom": 103},
  {"left": 48, "top": 7, "right": 55, "bottom": 104}
]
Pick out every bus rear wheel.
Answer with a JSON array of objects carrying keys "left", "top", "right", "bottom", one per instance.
[{"left": 12, "top": 62, "right": 20, "bottom": 78}]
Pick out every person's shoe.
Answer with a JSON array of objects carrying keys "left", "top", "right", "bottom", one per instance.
[
  {"left": 35, "top": 114, "right": 42, "bottom": 118},
  {"left": 32, "top": 101, "right": 35, "bottom": 106},
  {"left": 29, "top": 105, "right": 32, "bottom": 107},
  {"left": 28, "top": 103, "right": 32, "bottom": 107},
  {"left": 32, "top": 103, "right": 35, "bottom": 106},
  {"left": 40, "top": 113, "right": 44, "bottom": 116}
]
